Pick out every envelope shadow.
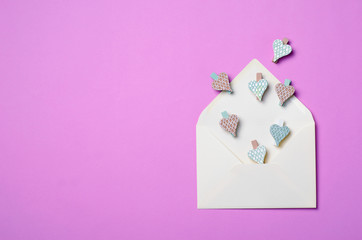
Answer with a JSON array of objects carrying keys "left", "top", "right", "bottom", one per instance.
[
  {"left": 315, "top": 120, "right": 319, "bottom": 209},
  {"left": 235, "top": 119, "right": 242, "bottom": 137},
  {"left": 263, "top": 151, "right": 269, "bottom": 164},
  {"left": 277, "top": 131, "right": 292, "bottom": 148}
]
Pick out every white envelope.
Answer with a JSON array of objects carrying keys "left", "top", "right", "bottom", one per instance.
[{"left": 196, "top": 59, "right": 316, "bottom": 209}]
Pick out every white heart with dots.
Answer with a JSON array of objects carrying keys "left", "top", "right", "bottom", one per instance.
[{"left": 273, "top": 39, "right": 292, "bottom": 62}]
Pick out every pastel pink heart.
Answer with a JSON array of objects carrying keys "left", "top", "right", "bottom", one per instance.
[
  {"left": 219, "top": 114, "right": 239, "bottom": 136},
  {"left": 275, "top": 83, "right": 295, "bottom": 105},
  {"left": 212, "top": 72, "right": 232, "bottom": 92}
]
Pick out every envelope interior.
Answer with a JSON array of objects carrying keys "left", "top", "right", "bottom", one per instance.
[{"left": 198, "top": 59, "right": 313, "bottom": 165}]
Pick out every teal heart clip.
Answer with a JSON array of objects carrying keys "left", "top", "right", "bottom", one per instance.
[
  {"left": 273, "top": 38, "right": 292, "bottom": 63},
  {"left": 248, "top": 140, "right": 266, "bottom": 164},
  {"left": 248, "top": 73, "right": 268, "bottom": 101},
  {"left": 270, "top": 121, "right": 290, "bottom": 147}
]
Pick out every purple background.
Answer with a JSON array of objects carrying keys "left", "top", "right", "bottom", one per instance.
[{"left": 1, "top": 0, "right": 362, "bottom": 239}]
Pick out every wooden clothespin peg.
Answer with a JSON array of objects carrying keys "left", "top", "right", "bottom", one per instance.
[
  {"left": 282, "top": 38, "right": 289, "bottom": 45},
  {"left": 276, "top": 119, "right": 284, "bottom": 127},
  {"left": 251, "top": 140, "right": 259, "bottom": 149},
  {"left": 221, "top": 111, "right": 229, "bottom": 119},
  {"left": 256, "top": 73, "right": 262, "bottom": 82}
]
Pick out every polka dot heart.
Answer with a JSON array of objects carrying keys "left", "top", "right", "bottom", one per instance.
[
  {"left": 248, "top": 79, "right": 268, "bottom": 101},
  {"left": 248, "top": 145, "right": 266, "bottom": 164},
  {"left": 275, "top": 81, "right": 295, "bottom": 106},
  {"left": 211, "top": 72, "right": 232, "bottom": 92},
  {"left": 219, "top": 113, "right": 239, "bottom": 137},
  {"left": 273, "top": 39, "right": 292, "bottom": 63},
  {"left": 270, "top": 124, "right": 290, "bottom": 147}
]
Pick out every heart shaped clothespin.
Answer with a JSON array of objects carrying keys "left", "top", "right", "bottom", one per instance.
[
  {"left": 248, "top": 140, "right": 266, "bottom": 164},
  {"left": 248, "top": 72, "right": 268, "bottom": 101},
  {"left": 275, "top": 79, "right": 295, "bottom": 106},
  {"left": 273, "top": 38, "right": 292, "bottom": 63},
  {"left": 270, "top": 120, "right": 290, "bottom": 147},
  {"left": 211, "top": 72, "right": 232, "bottom": 93},
  {"left": 219, "top": 111, "right": 239, "bottom": 137}
]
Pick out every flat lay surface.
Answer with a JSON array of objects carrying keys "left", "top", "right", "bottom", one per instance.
[{"left": 0, "top": 0, "right": 362, "bottom": 239}]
